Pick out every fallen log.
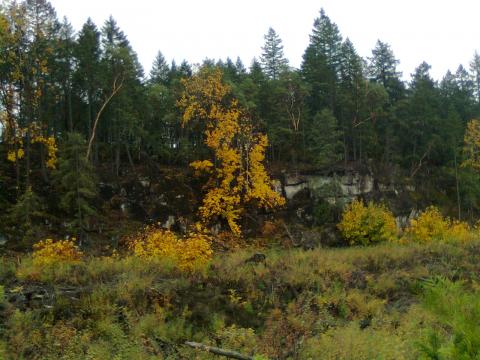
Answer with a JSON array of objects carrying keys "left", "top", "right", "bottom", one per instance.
[{"left": 184, "top": 341, "right": 253, "bottom": 360}]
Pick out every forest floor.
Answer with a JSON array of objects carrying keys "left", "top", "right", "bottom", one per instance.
[{"left": 1, "top": 240, "right": 479, "bottom": 359}]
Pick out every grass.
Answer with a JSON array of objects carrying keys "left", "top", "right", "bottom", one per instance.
[{"left": 1, "top": 240, "right": 480, "bottom": 358}]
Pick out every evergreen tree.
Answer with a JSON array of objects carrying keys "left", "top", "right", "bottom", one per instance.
[
  {"left": 55, "top": 133, "right": 97, "bottom": 238},
  {"left": 368, "top": 40, "right": 404, "bottom": 101},
  {"left": 178, "top": 60, "right": 192, "bottom": 77},
  {"left": 8, "top": 187, "right": 45, "bottom": 246},
  {"left": 235, "top": 57, "right": 246, "bottom": 75},
  {"left": 402, "top": 62, "right": 442, "bottom": 172},
  {"left": 74, "top": 18, "right": 102, "bottom": 137},
  {"left": 470, "top": 51, "right": 480, "bottom": 102},
  {"left": 306, "top": 109, "right": 343, "bottom": 168},
  {"left": 55, "top": 17, "right": 75, "bottom": 132},
  {"left": 454, "top": 64, "right": 475, "bottom": 120},
  {"left": 308, "top": 9, "right": 343, "bottom": 72},
  {"left": 260, "top": 27, "right": 288, "bottom": 80},
  {"left": 337, "top": 38, "right": 366, "bottom": 161},
  {"left": 301, "top": 8, "right": 343, "bottom": 113},
  {"left": 249, "top": 58, "right": 266, "bottom": 84},
  {"left": 149, "top": 50, "right": 169, "bottom": 85},
  {"left": 100, "top": 16, "right": 145, "bottom": 174}
]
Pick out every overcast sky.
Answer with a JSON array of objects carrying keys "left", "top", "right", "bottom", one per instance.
[{"left": 50, "top": 0, "right": 480, "bottom": 81}]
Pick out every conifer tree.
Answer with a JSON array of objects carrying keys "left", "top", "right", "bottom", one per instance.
[
  {"left": 149, "top": 50, "right": 169, "bottom": 85},
  {"left": 402, "top": 62, "right": 442, "bottom": 173},
  {"left": 55, "top": 133, "right": 97, "bottom": 238},
  {"left": 368, "top": 40, "right": 404, "bottom": 101},
  {"left": 306, "top": 109, "right": 343, "bottom": 168},
  {"left": 470, "top": 51, "right": 480, "bottom": 102},
  {"left": 178, "top": 60, "right": 192, "bottom": 78},
  {"left": 100, "top": 16, "right": 145, "bottom": 173},
  {"left": 74, "top": 18, "right": 101, "bottom": 137},
  {"left": 235, "top": 57, "right": 246, "bottom": 76},
  {"left": 55, "top": 17, "right": 75, "bottom": 132},
  {"left": 301, "top": 9, "right": 343, "bottom": 113},
  {"left": 337, "top": 38, "right": 365, "bottom": 160},
  {"left": 8, "top": 187, "right": 45, "bottom": 245},
  {"left": 260, "top": 27, "right": 288, "bottom": 80}
]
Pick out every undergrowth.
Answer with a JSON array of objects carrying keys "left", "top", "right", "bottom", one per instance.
[{"left": 1, "top": 241, "right": 480, "bottom": 359}]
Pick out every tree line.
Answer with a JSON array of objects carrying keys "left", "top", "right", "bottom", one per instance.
[{"left": 2, "top": 0, "right": 480, "bottom": 243}]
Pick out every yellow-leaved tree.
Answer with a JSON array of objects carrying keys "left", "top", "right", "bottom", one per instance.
[
  {"left": 463, "top": 119, "right": 480, "bottom": 170},
  {"left": 178, "top": 67, "right": 285, "bottom": 235}
]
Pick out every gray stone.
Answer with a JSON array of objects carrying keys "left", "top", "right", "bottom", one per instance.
[
  {"left": 282, "top": 172, "right": 375, "bottom": 202},
  {"left": 162, "top": 215, "right": 176, "bottom": 229}
]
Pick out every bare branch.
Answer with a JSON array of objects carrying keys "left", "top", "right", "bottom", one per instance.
[
  {"left": 86, "top": 75, "right": 123, "bottom": 160},
  {"left": 410, "top": 143, "right": 432, "bottom": 179},
  {"left": 184, "top": 341, "right": 253, "bottom": 360}
]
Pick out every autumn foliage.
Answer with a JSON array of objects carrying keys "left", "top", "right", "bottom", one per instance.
[
  {"left": 403, "top": 206, "right": 478, "bottom": 243},
  {"left": 4, "top": 122, "right": 58, "bottom": 169},
  {"left": 463, "top": 119, "right": 480, "bottom": 170},
  {"left": 178, "top": 68, "right": 285, "bottom": 234},
  {"left": 32, "top": 238, "right": 83, "bottom": 266},
  {"left": 337, "top": 199, "right": 397, "bottom": 245},
  {"left": 130, "top": 226, "right": 213, "bottom": 272}
]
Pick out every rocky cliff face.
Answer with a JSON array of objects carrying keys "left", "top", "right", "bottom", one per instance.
[
  {"left": 276, "top": 168, "right": 418, "bottom": 232},
  {"left": 90, "top": 166, "right": 418, "bottom": 245},
  {"left": 281, "top": 172, "right": 375, "bottom": 203}
]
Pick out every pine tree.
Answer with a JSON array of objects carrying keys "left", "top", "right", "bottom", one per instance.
[
  {"left": 178, "top": 60, "right": 192, "bottom": 77},
  {"left": 453, "top": 65, "right": 475, "bottom": 121},
  {"left": 8, "top": 186, "right": 45, "bottom": 246},
  {"left": 470, "top": 51, "right": 480, "bottom": 102},
  {"left": 337, "top": 38, "right": 365, "bottom": 161},
  {"left": 309, "top": 9, "right": 343, "bottom": 71},
  {"left": 235, "top": 57, "right": 246, "bottom": 75},
  {"left": 368, "top": 40, "right": 404, "bottom": 101},
  {"left": 55, "top": 17, "right": 75, "bottom": 132},
  {"left": 149, "top": 50, "right": 169, "bottom": 85},
  {"left": 260, "top": 27, "right": 288, "bottom": 80},
  {"left": 249, "top": 58, "right": 265, "bottom": 84},
  {"left": 306, "top": 108, "right": 343, "bottom": 168},
  {"left": 55, "top": 133, "right": 97, "bottom": 238},
  {"left": 100, "top": 16, "right": 145, "bottom": 174},
  {"left": 402, "top": 62, "right": 442, "bottom": 173},
  {"left": 301, "top": 9, "right": 343, "bottom": 113},
  {"left": 74, "top": 18, "right": 101, "bottom": 142}
]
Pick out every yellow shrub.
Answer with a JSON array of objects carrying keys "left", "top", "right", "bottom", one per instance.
[
  {"left": 404, "top": 206, "right": 478, "bottom": 243},
  {"left": 178, "top": 229, "right": 213, "bottom": 271},
  {"left": 337, "top": 199, "right": 397, "bottom": 245},
  {"left": 449, "top": 221, "right": 476, "bottom": 242},
  {"left": 130, "top": 226, "right": 213, "bottom": 272},
  {"left": 32, "top": 239, "right": 83, "bottom": 266},
  {"left": 130, "top": 228, "right": 180, "bottom": 259}
]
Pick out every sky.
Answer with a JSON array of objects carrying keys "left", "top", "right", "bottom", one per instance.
[{"left": 50, "top": 0, "right": 480, "bottom": 81}]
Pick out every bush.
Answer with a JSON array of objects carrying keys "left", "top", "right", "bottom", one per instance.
[
  {"left": 32, "top": 238, "right": 83, "bottom": 266},
  {"left": 337, "top": 199, "right": 397, "bottom": 245},
  {"left": 130, "top": 226, "right": 213, "bottom": 272},
  {"left": 404, "top": 207, "right": 478, "bottom": 243}
]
